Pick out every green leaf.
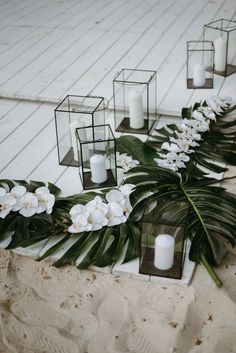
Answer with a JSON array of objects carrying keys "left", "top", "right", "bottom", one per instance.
[
  {"left": 53, "top": 231, "right": 95, "bottom": 267},
  {"left": 37, "top": 233, "right": 72, "bottom": 261},
  {"left": 123, "top": 223, "right": 140, "bottom": 263},
  {"left": 116, "top": 135, "right": 157, "bottom": 166},
  {"left": 77, "top": 228, "right": 113, "bottom": 269}
]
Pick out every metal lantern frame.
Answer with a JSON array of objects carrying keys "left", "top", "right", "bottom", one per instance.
[
  {"left": 139, "top": 199, "right": 188, "bottom": 280},
  {"left": 203, "top": 19, "right": 236, "bottom": 77},
  {"left": 55, "top": 95, "right": 107, "bottom": 168},
  {"left": 113, "top": 68, "right": 157, "bottom": 135},
  {"left": 186, "top": 40, "right": 214, "bottom": 89},
  {"left": 76, "top": 124, "right": 117, "bottom": 190}
]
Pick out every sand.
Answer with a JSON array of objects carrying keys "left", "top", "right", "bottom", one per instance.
[{"left": 0, "top": 248, "right": 235, "bottom": 353}]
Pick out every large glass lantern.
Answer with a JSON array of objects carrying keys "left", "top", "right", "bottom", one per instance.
[
  {"left": 113, "top": 68, "right": 157, "bottom": 135},
  {"left": 76, "top": 124, "right": 117, "bottom": 190},
  {"left": 204, "top": 19, "right": 236, "bottom": 77},
  {"left": 186, "top": 41, "right": 214, "bottom": 89},
  {"left": 139, "top": 198, "right": 188, "bottom": 279},
  {"left": 55, "top": 95, "right": 106, "bottom": 167}
]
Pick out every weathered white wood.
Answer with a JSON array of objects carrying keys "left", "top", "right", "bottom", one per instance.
[{"left": 0, "top": 0, "right": 235, "bottom": 113}]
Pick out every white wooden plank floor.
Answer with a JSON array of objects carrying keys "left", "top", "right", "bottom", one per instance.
[{"left": 0, "top": 0, "right": 235, "bottom": 113}]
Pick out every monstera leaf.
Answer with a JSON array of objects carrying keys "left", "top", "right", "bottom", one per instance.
[{"left": 125, "top": 165, "right": 236, "bottom": 287}]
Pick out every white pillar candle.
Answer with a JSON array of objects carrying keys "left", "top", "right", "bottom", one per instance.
[
  {"left": 214, "top": 37, "right": 227, "bottom": 72},
  {"left": 69, "top": 121, "right": 89, "bottom": 162},
  {"left": 128, "top": 90, "right": 144, "bottom": 129},
  {"left": 90, "top": 154, "right": 107, "bottom": 184},
  {"left": 154, "top": 234, "right": 175, "bottom": 270},
  {"left": 193, "top": 64, "right": 206, "bottom": 87}
]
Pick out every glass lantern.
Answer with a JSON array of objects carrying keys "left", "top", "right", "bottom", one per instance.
[
  {"left": 186, "top": 41, "right": 214, "bottom": 89},
  {"left": 55, "top": 95, "right": 107, "bottom": 167},
  {"left": 76, "top": 124, "right": 117, "bottom": 190},
  {"left": 113, "top": 68, "right": 157, "bottom": 135},
  {"left": 139, "top": 198, "right": 188, "bottom": 279},
  {"left": 204, "top": 19, "right": 236, "bottom": 77}
]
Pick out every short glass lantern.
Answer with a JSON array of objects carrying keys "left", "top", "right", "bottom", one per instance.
[
  {"left": 204, "top": 19, "right": 236, "bottom": 77},
  {"left": 139, "top": 198, "right": 188, "bottom": 279},
  {"left": 55, "top": 95, "right": 106, "bottom": 167},
  {"left": 76, "top": 124, "right": 117, "bottom": 190},
  {"left": 113, "top": 68, "right": 157, "bottom": 135},
  {"left": 187, "top": 41, "right": 214, "bottom": 89}
]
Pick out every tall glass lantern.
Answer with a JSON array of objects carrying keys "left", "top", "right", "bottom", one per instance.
[
  {"left": 187, "top": 41, "right": 214, "bottom": 89},
  {"left": 76, "top": 124, "right": 117, "bottom": 190},
  {"left": 113, "top": 69, "right": 157, "bottom": 135},
  {"left": 204, "top": 19, "right": 236, "bottom": 77},
  {"left": 55, "top": 95, "right": 106, "bottom": 167},
  {"left": 139, "top": 198, "right": 188, "bottom": 279}
]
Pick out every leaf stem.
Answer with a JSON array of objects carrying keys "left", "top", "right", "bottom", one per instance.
[
  {"left": 180, "top": 183, "right": 223, "bottom": 287},
  {"left": 200, "top": 253, "right": 222, "bottom": 288}
]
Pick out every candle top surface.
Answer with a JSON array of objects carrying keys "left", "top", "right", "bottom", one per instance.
[
  {"left": 214, "top": 37, "right": 227, "bottom": 43},
  {"left": 90, "top": 154, "right": 106, "bottom": 163},
  {"left": 155, "top": 234, "right": 175, "bottom": 246}
]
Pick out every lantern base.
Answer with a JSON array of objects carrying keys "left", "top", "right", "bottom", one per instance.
[
  {"left": 139, "top": 247, "right": 184, "bottom": 279},
  {"left": 60, "top": 148, "right": 80, "bottom": 167},
  {"left": 206, "top": 64, "right": 236, "bottom": 77},
  {"left": 116, "top": 117, "right": 155, "bottom": 135},
  {"left": 187, "top": 78, "right": 213, "bottom": 89},
  {"left": 82, "top": 169, "right": 117, "bottom": 190}
]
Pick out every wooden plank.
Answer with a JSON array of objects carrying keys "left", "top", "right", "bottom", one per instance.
[
  {"left": 158, "top": 0, "right": 236, "bottom": 114},
  {"left": 1, "top": 0, "right": 125, "bottom": 97}
]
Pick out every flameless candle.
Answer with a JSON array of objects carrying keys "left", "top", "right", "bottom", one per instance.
[
  {"left": 193, "top": 64, "right": 206, "bottom": 87},
  {"left": 90, "top": 154, "right": 107, "bottom": 184},
  {"left": 128, "top": 90, "right": 144, "bottom": 129},
  {"left": 70, "top": 121, "right": 89, "bottom": 162},
  {"left": 154, "top": 234, "right": 175, "bottom": 270},
  {"left": 214, "top": 37, "right": 227, "bottom": 72}
]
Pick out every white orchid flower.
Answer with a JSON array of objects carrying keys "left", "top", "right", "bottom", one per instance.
[
  {"left": 174, "top": 139, "right": 196, "bottom": 153},
  {"left": 106, "top": 188, "right": 133, "bottom": 217},
  {"left": 69, "top": 204, "right": 89, "bottom": 222},
  {"left": 206, "top": 96, "right": 224, "bottom": 114},
  {"left": 161, "top": 142, "right": 181, "bottom": 153},
  {"left": 177, "top": 128, "right": 201, "bottom": 141},
  {"left": 106, "top": 189, "right": 125, "bottom": 204},
  {"left": 86, "top": 196, "right": 108, "bottom": 215},
  {"left": 116, "top": 152, "right": 139, "bottom": 172},
  {"left": 0, "top": 187, "right": 6, "bottom": 197},
  {"left": 192, "top": 110, "right": 206, "bottom": 122},
  {"left": 106, "top": 202, "right": 126, "bottom": 226},
  {"left": 18, "top": 192, "right": 38, "bottom": 217},
  {"left": 155, "top": 158, "right": 177, "bottom": 171},
  {"left": 87, "top": 209, "right": 108, "bottom": 231},
  {"left": 119, "top": 184, "right": 135, "bottom": 196},
  {"left": 68, "top": 212, "right": 92, "bottom": 233},
  {"left": 197, "top": 106, "right": 216, "bottom": 121},
  {"left": 0, "top": 194, "right": 16, "bottom": 219},
  {"left": 10, "top": 185, "right": 27, "bottom": 211},
  {"left": 35, "top": 187, "right": 55, "bottom": 214}
]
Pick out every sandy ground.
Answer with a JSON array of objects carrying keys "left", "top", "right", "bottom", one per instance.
[
  {"left": 0, "top": 171, "right": 235, "bottom": 353},
  {"left": 0, "top": 249, "right": 235, "bottom": 353}
]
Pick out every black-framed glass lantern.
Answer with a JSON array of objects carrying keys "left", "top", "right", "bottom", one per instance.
[
  {"left": 113, "top": 68, "right": 157, "bottom": 135},
  {"left": 55, "top": 95, "right": 107, "bottom": 167},
  {"left": 204, "top": 19, "right": 236, "bottom": 77},
  {"left": 187, "top": 41, "right": 214, "bottom": 89},
  {"left": 139, "top": 198, "right": 188, "bottom": 279},
  {"left": 76, "top": 124, "right": 117, "bottom": 190}
]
